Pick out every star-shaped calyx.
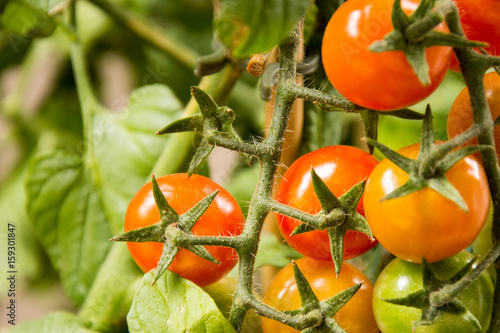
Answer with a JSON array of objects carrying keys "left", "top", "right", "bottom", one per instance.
[
  {"left": 369, "top": 0, "right": 487, "bottom": 86},
  {"left": 111, "top": 175, "right": 220, "bottom": 284},
  {"left": 283, "top": 261, "right": 362, "bottom": 333},
  {"left": 292, "top": 169, "right": 374, "bottom": 275},
  {"left": 383, "top": 258, "right": 482, "bottom": 331},
  {"left": 156, "top": 86, "right": 251, "bottom": 175},
  {"left": 367, "top": 105, "right": 491, "bottom": 212}
]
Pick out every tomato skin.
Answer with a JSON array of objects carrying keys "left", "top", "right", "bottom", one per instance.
[
  {"left": 321, "top": 0, "right": 452, "bottom": 111},
  {"left": 124, "top": 173, "right": 245, "bottom": 287},
  {"left": 363, "top": 143, "right": 490, "bottom": 263},
  {"left": 373, "top": 251, "right": 494, "bottom": 333},
  {"left": 261, "top": 257, "right": 379, "bottom": 333},
  {"left": 449, "top": 0, "right": 500, "bottom": 71},
  {"left": 275, "top": 146, "right": 379, "bottom": 261},
  {"left": 447, "top": 72, "right": 500, "bottom": 161}
]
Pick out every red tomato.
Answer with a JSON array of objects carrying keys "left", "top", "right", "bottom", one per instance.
[
  {"left": 261, "top": 257, "right": 379, "bottom": 333},
  {"left": 275, "top": 145, "right": 378, "bottom": 261},
  {"left": 447, "top": 71, "right": 500, "bottom": 161},
  {"left": 450, "top": 0, "right": 500, "bottom": 71},
  {"left": 322, "top": 0, "right": 452, "bottom": 111},
  {"left": 124, "top": 173, "right": 245, "bottom": 287},
  {"left": 364, "top": 143, "right": 490, "bottom": 263}
]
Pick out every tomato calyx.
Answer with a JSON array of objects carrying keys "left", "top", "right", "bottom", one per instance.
[
  {"left": 280, "top": 168, "right": 373, "bottom": 275},
  {"left": 368, "top": 106, "right": 491, "bottom": 211},
  {"left": 276, "top": 261, "right": 363, "bottom": 332},
  {"left": 157, "top": 86, "right": 251, "bottom": 174},
  {"left": 368, "top": 0, "right": 484, "bottom": 86},
  {"left": 111, "top": 175, "right": 220, "bottom": 284},
  {"left": 382, "top": 258, "right": 483, "bottom": 331}
]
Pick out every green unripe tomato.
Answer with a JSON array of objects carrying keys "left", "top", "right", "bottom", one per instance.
[{"left": 373, "top": 251, "right": 494, "bottom": 333}]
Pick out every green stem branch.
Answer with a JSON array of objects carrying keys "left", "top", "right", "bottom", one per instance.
[
  {"left": 266, "top": 200, "right": 344, "bottom": 230},
  {"left": 88, "top": 0, "right": 198, "bottom": 69}
]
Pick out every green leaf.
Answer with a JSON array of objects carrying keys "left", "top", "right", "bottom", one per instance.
[
  {"left": 6, "top": 311, "right": 96, "bottom": 333},
  {"left": 214, "top": 0, "right": 312, "bottom": 59},
  {"left": 0, "top": 0, "right": 66, "bottom": 37},
  {"left": 128, "top": 270, "right": 236, "bottom": 333},
  {"left": 25, "top": 85, "right": 183, "bottom": 306}
]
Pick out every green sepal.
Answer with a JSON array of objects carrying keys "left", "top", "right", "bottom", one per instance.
[
  {"left": 494, "top": 114, "right": 500, "bottom": 127},
  {"left": 391, "top": 0, "right": 410, "bottom": 30},
  {"left": 185, "top": 245, "right": 220, "bottom": 264},
  {"left": 109, "top": 222, "right": 164, "bottom": 243},
  {"left": 340, "top": 179, "right": 366, "bottom": 213},
  {"left": 446, "top": 299, "right": 482, "bottom": 331},
  {"left": 360, "top": 110, "right": 379, "bottom": 154},
  {"left": 366, "top": 138, "right": 415, "bottom": 172},
  {"left": 292, "top": 261, "right": 320, "bottom": 311},
  {"left": 437, "top": 145, "right": 493, "bottom": 173},
  {"left": 369, "top": 30, "right": 406, "bottom": 52},
  {"left": 152, "top": 241, "right": 179, "bottom": 285},
  {"left": 380, "top": 176, "right": 426, "bottom": 202},
  {"left": 291, "top": 223, "right": 316, "bottom": 236},
  {"left": 404, "top": 44, "right": 431, "bottom": 86},
  {"left": 152, "top": 175, "right": 179, "bottom": 224},
  {"left": 328, "top": 227, "right": 347, "bottom": 275},
  {"left": 179, "top": 190, "right": 219, "bottom": 231},
  {"left": 449, "top": 258, "right": 479, "bottom": 284},
  {"left": 381, "top": 109, "right": 425, "bottom": 120},
  {"left": 419, "top": 105, "right": 434, "bottom": 156},
  {"left": 427, "top": 176, "right": 468, "bottom": 211},
  {"left": 311, "top": 168, "right": 341, "bottom": 213},
  {"left": 424, "top": 31, "right": 489, "bottom": 49},
  {"left": 321, "top": 283, "right": 362, "bottom": 317},
  {"left": 321, "top": 317, "right": 346, "bottom": 333},
  {"left": 191, "top": 86, "right": 219, "bottom": 117},
  {"left": 382, "top": 289, "right": 429, "bottom": 308},
  {"left": 188, "top": 138, "right": 214, "bottom": 176},
  {"left": 411, "top": 0, "right": 434, "bottom": 20},
  {"left": 156, "top": 115, "right": 204, "bottom": 135},
  {"left": 421, "top": 258, "right": 441, "bottom": 290}
]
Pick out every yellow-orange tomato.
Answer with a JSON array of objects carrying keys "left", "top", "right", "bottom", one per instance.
[
  {"left": 261, "top": 257, "right": 378, "bottom": 333},
  {"left": 447, "top": 71, "right": 500, "bottom": 161},
  {"left": 364, "top": 143, "right": 490, "bottom": 263},
  {"left": 321, "top": 0, "right": 452, "bottom": 111}
]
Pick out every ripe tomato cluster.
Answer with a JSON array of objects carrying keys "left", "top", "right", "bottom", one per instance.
[
  {"left": 263, "top": 145, "right": 380, "bottom": 332},
  {"left": 120, "top": 0, "right": 498, "bottom": 331},
  {"left": 262, "top": 0, "right": 498, "bottom": 330}
]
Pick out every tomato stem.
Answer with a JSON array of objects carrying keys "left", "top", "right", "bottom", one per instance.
[{"left": 88, "top": 0, "right": 199, "bottom": 69}]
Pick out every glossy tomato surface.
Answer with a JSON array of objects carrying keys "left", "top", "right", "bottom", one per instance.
[
  {"left": 450, "top": 0, "right": 500, "bottom": 70},
  {"left": 364, "top": 143, "right": 490, "bottom": 263},
  {"left": 322, "top": 0, "right": 452, "bottom": 111},
  {"left": 275, "top": 145, "right": 378, "bottom": 261},
  {"left": 261, "top": 257, "right": 379, "bottom": 333},
  {"left": 373, "top": 251, "right": 494, "bottom": 332},
  {"left": 124, "top": 173, "right": 245, "bottom": 287},
  {"left": 447, "top": 72, "right": 500, "bottom": 161}
]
